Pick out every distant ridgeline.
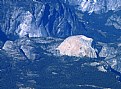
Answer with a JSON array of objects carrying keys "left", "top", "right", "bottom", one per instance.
[{"left": 0, "top": 0, "right": 121, "bottom": 42}]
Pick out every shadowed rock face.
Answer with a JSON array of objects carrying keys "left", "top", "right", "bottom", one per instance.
[
  {"left": 0, "top": 0, "right": 84, "bottom": 40},
  {"left": 57, "top": 35, "right": 97, "bottom": 58},
  {"left": 1, "top": 0, "right": 121, "bottom": 43}
]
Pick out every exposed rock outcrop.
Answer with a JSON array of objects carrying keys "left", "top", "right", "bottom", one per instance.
[{"left": 57, "top": 35, "right": 97, "bottom": 58}]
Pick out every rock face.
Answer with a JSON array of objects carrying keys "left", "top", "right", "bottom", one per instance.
[
  {"left": 69, "top": 0, "right": 121, "bottom": 14},
  {"left": 2, "top": 41, "right": 14, "bottom": 50},
  {"left": 99, "top": 45, "right": 117, "bottom": 58},
  {"left": 2, "top": 40, "right": 27, "bottom": 60},
  {"left": 1, "top": 37, "right": 62, "bottom": 60},
  {"left": 0, "top": 0, "right": 84, "bottom": 40},
  {"left": 106, "top": 14, "right": 121, "bottom": 30},
  {"left": 16, "top": 11, "right": 42, "bottom": 38},
  {"left": 98, "top": 43, "right": 121, "bottom": 73},
  {"left": 1, "top": 0, "right": 121, "bottom": 42},
  {"left": 57, "top": 35, "right": 97, "bottom": 58}
]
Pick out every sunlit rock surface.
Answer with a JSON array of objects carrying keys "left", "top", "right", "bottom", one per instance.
[
  {"left": 106, "top": 14, "right": 121, "bottom": 30},
  {"left": 16, "top": 11, "right": 42, "bottom": 38},
  {"left": 2, "top": 41, "right": 14, "bottom": 50},
  {"left": 98, "top": 43, "right": 121, "bottom": 73},
  {"left": 2, "top": 40, "right": 27, "bottom": 60},
  {"left": 2, "top": 37, "right": 62, "bottom": 60},
  {"left": 57, "top": 35, "right": 97, "bottom": 58},
  {"left": 99, "top": 44, "right": 117, "bottom": 58},
  {"left": 69, "top": 0, "right": 121, "bottom": 14}
]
